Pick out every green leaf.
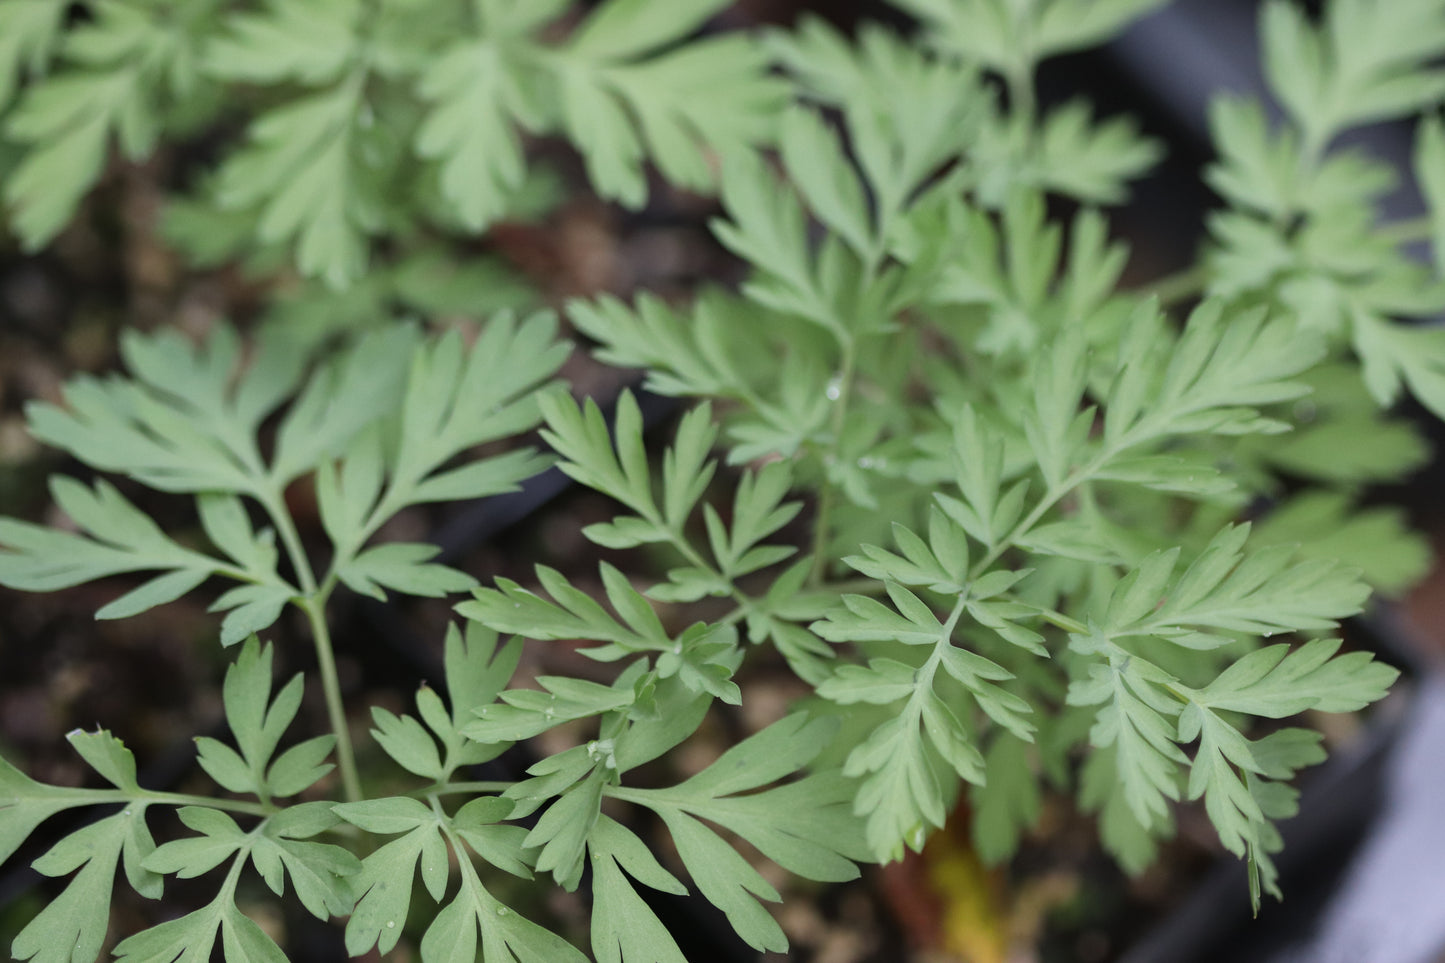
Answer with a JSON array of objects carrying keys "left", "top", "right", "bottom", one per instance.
[
  {"left": 66, "top": 728, "right": 142, "bottom": 793},
  {"left": 1067, "top": 652, "right": 1187, "bottom": 832},
  {"left": 712, "top": 148, "right": 842, "bottom": 336},
  {"left": 0, "top": 757, "right": 87, "bottom": 866},
  {"left": 213, "top": 77, "right": 370, "bottom": 287},
  {"left": 588, "top": 817, "right": 688, "bottom": 963},
  {"left": 936, "top": 406, "right": 1014, "bottom": 550},
  {"left": 813, "top": 578, "right": 1033, "bottom": 858},
  {"left": 194, "top": 639, "right": 326, "bottom": 800},
  {"left": 0, "top": 478, "right": 229, "bottom": 612},
  {"left": 250, "top": 804, "right": 361, "bottom": 920},
  {"left": 204, "top": 4, "right": 359, "bottom": 86},
  {"left": 1207, "top": 95, "right": 1301, "bottom": 218},
  {"left": 112, "top": 896, "right": 288, "bottom": 963},
  {"left": 462, "top": 561, "right": 727, "bottom": 689},
  {"left": 371, "top": 707, "right": 445, "bottom": 781},
  {"left": 777, "top": 105, "right": 874, "bottom": 258},
  {"left": 845, "top": 509, "right": 970, "bottom": 593},
  {"left": 419, "top": 0, "right": 780, "bottom": 225},
  {"left": 452, "top": 797, "right": 532, "bottom": 880},
  {"left": 1353, "top": 311, "right": 1445, "bottom": 422},
  {"left": 540, "top": 390, "right": 656, "bottom": 514},
  {"left": 1023, "top": 326, "right": 1092, "bottom": 489},
  {"left": 897, "top": 0, "right": 1165, "bottom": 73},
  {"left": 12, "top": 808, "right": 156, "bottom": 963},
  {"left": 568, "top": 291, "right": 757, "bottom": 401},
  {"left": 265, "top": 737, "right": 336, "bottom": 799},
  {"left": 1092, "top": 524, "right": 1370, "bottom": 646},
  {"left": 1188, "top": 637, "right": 1399, "bottom": 717},
  {"left": 198, "top": 494, "right": 279, "bottom": 579},
  {"left": 817, "top": 658, "right": 920, "bottom": 706},
  {"left": 332, "top": 797, "right": 449, "bottom": 957},
  {"left": 619, "top": 715, "right": 867, "bottom": 951},
  {"left": 656, "top": 807, "right": 787, "bottom": 951},
  {"left": 815, "top": 585, "right": 1031, "bottom": 731},
  {"left": 1168, "top": 633, "right": 1388, "bottom": 913},
  {"left": 660, "top": 403, "right": 718, "bottom": 530},
  {"left": 1251, "top": 491, "right": 1431, "bottom": 595},
  {"left": 415, "top": 39, "right": 533, "bottom": 231},
  {"left": 1079, "top": 744, "right": 1167, "bottom": 874},
  {"left": 428, "top": 867, "right": 589, "bottom": 963},
  {"left": 462, "top": 564, "right": 632, "bottom": 641},
  {"left": 1251, "top": 362, "right": 1431, "bottom": 486},
  {"left": 338, "top": 543, "right": 476, "bottom": 602},
  {"left": 210, "top": 584, "right": 293, "bottom": 648},
  {"left": 1029, "top": 99, "right": 1162, "bottom": 203},
  {"left": 309, "top": 312, "right": 562, "bottom": 600},
  {"left": 0, "top": 321, "right": 449, "bottom": 636},
  {"left": 1103, "top": 299, "right": 1322, "bottom": 446},
  {"left": 4, "top": 1, "right": 217, "bottom": 247},
  {"left": 143, "top": 807, "right": 247, "bottom": 879},
  {"left": 561, "top": 31, "right": 785, "bottom": 205},
  {"left": 466, "top": 675, "right": 636, "bottom": 744},
  {"left": 612, "top": 677, "right": 712, "bottom": 775},
  {"left": 709, "top": 461, "right": 800, "bottom": 578},
  {"left": 1260, "top": 0, "right": 1445, "bottom": 145},
  {"left": 270, "top": 325, "right": 416, "bottom": 486},
  {"left": 392, "top": 315, "right": 564, "bottom": 504},
  {"left": 405, "top": 622, "right": 526, "bottom": 779},
  {"left": 567, "top": 0, "right": 729, "bottom": 58},
  {"left": 778, "top": 17, "right": 986, "bottom": 212},
  {"left": 0, "top": 0, "right": 67, "bottom": 113},
  {"left": 972, "top": 732, "right": 1042, "bottom": 865}
]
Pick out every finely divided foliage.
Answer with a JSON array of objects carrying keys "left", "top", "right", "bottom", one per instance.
[
  {"left": 0, "top": 0, "right": 1437, "bottom": 960},
  {"left": 1, "top": 0, "right": 786, "bottom": 286}
]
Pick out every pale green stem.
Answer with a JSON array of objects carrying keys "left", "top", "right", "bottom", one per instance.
[
  {"left": 433, "top": 794, "right": 501, "bottom": 909},
  {"left": 258, "top": 487, "right": 318, "bottom": 596},
  {"left": 251, "top": 480, "right": 362, "bottom": 803},
  {"left": 1378, "top": 215, "right": 1433, "bottom": 246},
  {"left": 808, "top": 336, "right": 858, "bottom": 586},
  {"left": 1027, "top": 603, "right": 1088, "bottom": 635},
  {"left": 427, "top": 781, "right": 517, "bottom": 797},
  {"left": 302, "top": 594, "right": 362, "bottom": 804},
  {"left": 217, "top": 846, "right": 250, "bottom": 902},
  {"left": 1136, "top": 264, "right": 1210, "bottom": 308},
  {"left": 65, "top": 788, "right": 273, "bottom": 817},
  {"left": 826, "top": 577, "right": 889, "bottom": 596},
  {"left": 1004, "top": 57, "right": 1037, "bottom": 135}
]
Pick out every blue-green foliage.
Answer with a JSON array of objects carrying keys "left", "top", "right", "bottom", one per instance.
[{"left": 0, "top": 0, "right": 1438, "bottom": 959}]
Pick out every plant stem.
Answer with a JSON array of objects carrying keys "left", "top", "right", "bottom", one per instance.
[
  {"left": 73, "top": 788, "right": 274, "bottom": 817},
  {"left": 1004, "top": 59, "right": 1037, "bottom": 134},
  {"left": 428, "top": 781, "right": 517, "bottom": 796},
  {"left": 1137, "top": 264, "right": 1209, "bottom": 307},
  {"left": 259, "top": 487, "right": 318, "bottom": 596},
  {"left": 808, "top": 336, "right": 858, "bottom": 586},
  {"left": 826, "top": 577, "right": 888, "bottom": 595},
  {"left": 1027, "top": 604, "right": 1089, "bottom": 635},
  {"left": 1379, "top": 214, "right": 1433, "bottom": 246},
  {"left": 302, "top": 595, "right": 362, "bottom": 803}
]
